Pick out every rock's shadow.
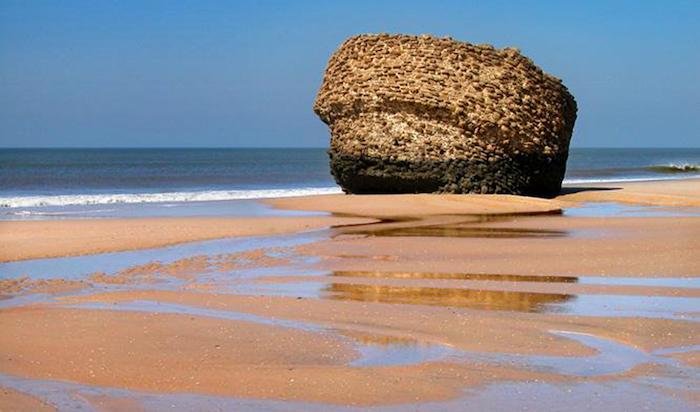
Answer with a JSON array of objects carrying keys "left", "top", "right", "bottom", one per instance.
[{"left": 558, "top": 186, "right": 620, "bottom": 195}]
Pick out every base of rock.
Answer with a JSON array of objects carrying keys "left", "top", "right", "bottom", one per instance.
[{"left": 329, "top": 151, "right": 568, "bottom": 197}]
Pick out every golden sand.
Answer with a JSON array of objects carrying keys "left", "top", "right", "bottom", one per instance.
[
  {"left": 0, "top": 216, "right": 374, "bottom": 262},
  {"left": 0, "top": 179, "right": 698, "bottom": 408}
]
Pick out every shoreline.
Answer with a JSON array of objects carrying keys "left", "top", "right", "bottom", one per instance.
[
  {"left": 0, "top": 178, "right": 698, "bottom": 263},
  {"left": 1, "top": 175, "right": 698, "bottom": 211}
]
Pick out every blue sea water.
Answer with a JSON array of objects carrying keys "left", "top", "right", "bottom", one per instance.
[
  {"left": 0, "top": 148, "right": 334, "bottom": 198},
  {"left": 564, "top": 148, "right": 700, "bottom": 183},
  {"left": 0, "top": 148, "right": 698, "bottom": 213}
]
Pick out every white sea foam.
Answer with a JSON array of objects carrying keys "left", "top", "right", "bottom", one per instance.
[
  {"left": 0, "top": 187, "right": 343, "bottom": 208},
  {"left": 6, "top": 209, "right": 118, "bottom": 216},
  {"left": 645, "top": 163, "right": 699, "bottom": 173}
]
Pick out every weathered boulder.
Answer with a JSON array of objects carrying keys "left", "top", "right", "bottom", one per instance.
[{"left": 314, "top": 34, "right": 577, "bottom": 196}]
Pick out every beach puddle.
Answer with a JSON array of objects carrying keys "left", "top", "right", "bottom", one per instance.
[
  {"left": 232, "top": 280, "right": 329, "bottom": 298},
  {"left": 422, "top": 330, "right": 689, "bottom": 377},
  {"left": 0, "top": 373, "right": 336, "bottom": 412},
  {"left": 652, "top": 344, "right": 700, "bottom": 356},
  {"left": 578, "top": 276, "right": 700, "bottom": 288},
  {"left": 564, "top": 202, "right": 700, "bottom": 217},
  {"left": 350, "top": 225, "right": 566, "bottom": 239},
  {"left": 330, "top": 271, "right": 700, "bottom": 289},
  {"left": 513, "top": 331, "right": 676, "bottom": 376},
  {"left": 350, "top": 340, "right": 456, "bottom": 367},
  {"left": 323, "top": 283, "right": 699, "bottom": 320},
  {"left": 63, "top": 298, "right": 697, "bottom": 375},
  {"left": 67, "top": 299, "right": 455, "bottom": 368},
  {"left": 13, "top": 295, "right": 697, "bottom": 379},
  {"left": 332, "top": 271, "right": 579, "bottom": 283},
  {"left": 324, "top": 283, "right": 574, "bottom": 312},
  {"left": 332, "top": 211, "right": 568, "bottom": 239},
  {"left": 1, "top": 368, "right": 697, "bottom": 412},
  {"left": 235, "top": 279, "right": 699, "bottom": 320},
  {"left": 337, "top": 331, "right": 459, "bottom": 367},
  {"left": 561, "top": 294, "right": 700, "bottom": 321},
  {"left": 426, "top": 380, "right": 699, "bottom": 411},
  {"left": 3, "top": 294, "right": 697, "bottom": 410},
  {"left": 0, "top": 293, "right": 64, "bottom": 309},
  {"left": 0, "top": 229, "right": 326, "bottom": 281}
]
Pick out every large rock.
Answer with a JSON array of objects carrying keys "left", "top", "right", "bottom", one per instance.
[{"left": 314, "top": 34, "right": 577, "bottom": 196}]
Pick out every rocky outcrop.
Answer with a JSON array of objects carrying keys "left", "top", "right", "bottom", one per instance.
[{"left": 314, "top": 34, "right": 577, "bottom": 196}]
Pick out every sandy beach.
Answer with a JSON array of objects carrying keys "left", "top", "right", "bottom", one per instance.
[
  {"left": 0, "top": 179, "right": 699, "bottom": 410},
  {"left": 0, "top": 216, "right": 374, "bottom": 262},
  {"left": 3, "top": 0, "right": 700, "bottom": 408}
]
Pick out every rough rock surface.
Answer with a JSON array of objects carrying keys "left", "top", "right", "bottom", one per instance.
[{"left": 314, "top": 34, "right": 577, "bottom": 196}]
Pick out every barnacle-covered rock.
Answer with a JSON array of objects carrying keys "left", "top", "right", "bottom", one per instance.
[{"left": 314, "top": 34, "right": 577, "bottom": 196}]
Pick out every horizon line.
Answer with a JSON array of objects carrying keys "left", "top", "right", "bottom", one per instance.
[{"left": 1, "top": 146, "right": 699, "bottom": 150}]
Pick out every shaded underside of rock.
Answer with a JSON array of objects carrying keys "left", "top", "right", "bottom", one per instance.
[{"left": 314, "top": 34, "right": 578, "bottom": 196}]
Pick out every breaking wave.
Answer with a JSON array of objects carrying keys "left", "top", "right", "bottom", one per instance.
[
  {"left": 0, "top": 187, "right": 343, "bottom": 208},
  {"left": 645, "top": 163, "right": 700, "bottom": 174}
]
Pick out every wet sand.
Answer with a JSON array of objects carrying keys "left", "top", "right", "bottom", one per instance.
[
  {"left": 0, "top": 306, "right": 558, "bottom": 405},
  {"left": 268, "top": 178, "right": 700, "bottom": 215},
  {"left": 301, "top": 216, "right": 700, "bottom": 276},
  {"left": 0, "top": 387, "right": 53, "bottom": 411},
  {"left": 58, "top": 290, "right": 698, "bottom": 354},
  {"left": 268, "top": 193, "right": 563, "bottom": 218},
  {"left": 559, "top": 178, "right": 700, "bottom": 207},
  {"left": 0, "top": 216, "right": 374, "bottom": 262},
  {"left": 0, "top": 179, "right": 698, "bottom": 410}
]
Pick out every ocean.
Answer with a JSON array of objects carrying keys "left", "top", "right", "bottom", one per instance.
[{"left": 0, "top": 148, "right": 698, "bottom": 216}]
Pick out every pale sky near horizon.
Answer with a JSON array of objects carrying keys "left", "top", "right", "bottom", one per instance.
[{"left": 1, "top": 1, "right": 698, "bottom": 148}]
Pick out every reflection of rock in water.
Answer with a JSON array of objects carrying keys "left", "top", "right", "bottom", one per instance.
[
  {"left": 340, "top": 331, "right": 419, "bottom": 346},
  {"left": 324, "top": 283, "right": 573, "bottom": 313},
  {"left": 332, "top": 271, "right": 578, "bottom": 283},
  {"left": 352, "top": 225, "right": 566, "bottom": 238}
]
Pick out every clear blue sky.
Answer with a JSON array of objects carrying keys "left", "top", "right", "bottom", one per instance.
[{"left": 1, "top": 1, "right": 698, "bottom": 148}]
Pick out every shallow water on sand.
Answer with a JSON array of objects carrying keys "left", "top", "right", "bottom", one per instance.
[
  {"left": 1, "top": 372, "right": 697, "bottom": 412},
  {"left": 350, "top": 224, "right": 567, "bottom": 238},
  {"left": 0, "top": 229, "right": 326, "bottom": 280},
  {"left": 564, "top": 201, "right": 700, "bottom": 217},
  {"left": 230, "top": 279, "right": 699, "bottom": 321},
  {"left": 1, "top": 203, "right": 698, "bottom": 410},
  {"left": 330, "top": 270, "right": 700, "bottom": 288}
]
